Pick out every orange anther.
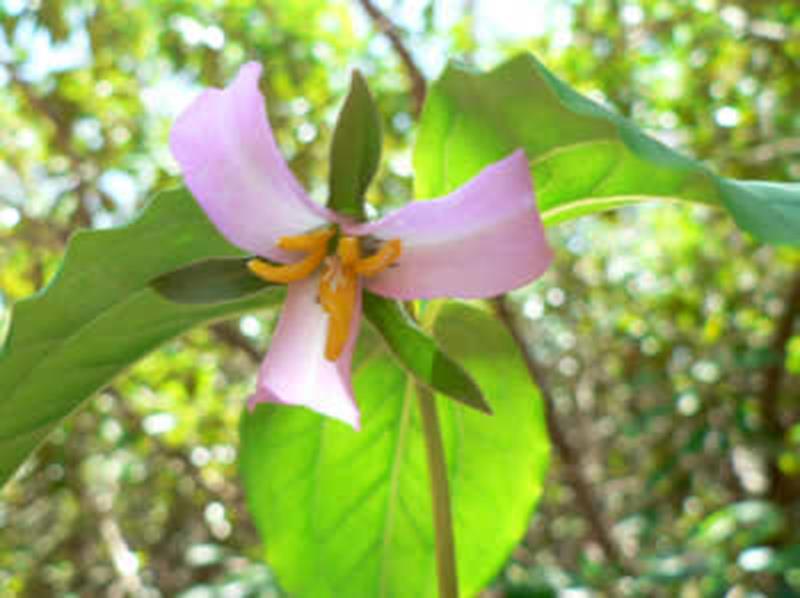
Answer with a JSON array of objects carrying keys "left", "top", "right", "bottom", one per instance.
[
  {"left": 247, "top": 227, "right": 335, "bottom": 284},
  {"left": 355, "top": 239, "right": 402, "bottom": 277},
  {"left": 276, "top": 227, "right": 335, "bottom": 252},
  {"left": 319, "top": 256, "right": 359, "bottom": 361},
  {"left": 246, "top": 230, "right": 402, "bottom": 362},
  {"left": 247, "top": 246, "right": 327, "bottom": 284},
  {"left": 337, "top": 236, "right": 361, "bottom": 266}
]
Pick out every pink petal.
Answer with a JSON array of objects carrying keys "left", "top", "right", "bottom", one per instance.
[
  {"left": 345, "top": 150, "right": 552, "bottom": 299},
  {"left": 249, "top": 274, "right": 361, "bottom": 429},
  {"left": 170, "top": 62, "right": 338, "bottom": 261}
]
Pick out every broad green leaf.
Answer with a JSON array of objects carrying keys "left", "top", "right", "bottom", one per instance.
[
  {"left": 240, "top": 303, "right": 549, "bottom": 598},
  {"left": 414, "top": 53, "right": 800, "bottom": 246},
  {"left": 327, "top": 70, "right": 382, "bottom": 220},
  {"left": 362, "top": 293, "right": 490, "bottom": 414},
  {"left": 151, "top": 257, "right": 275, "bottom": 305},
  {"left": 0, "top": 189, "right": 279, "bottom": 487}
]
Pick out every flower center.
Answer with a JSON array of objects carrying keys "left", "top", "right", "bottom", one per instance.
[{"left": 247, "top": 227, "right": 402, "bottom": 361}]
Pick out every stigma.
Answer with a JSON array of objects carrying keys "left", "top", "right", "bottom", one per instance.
[{"left": 247, "top": 228, "right": 402, "bottom": 361}]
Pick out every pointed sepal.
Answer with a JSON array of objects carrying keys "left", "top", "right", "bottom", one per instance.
[{"left": 327, "top": 70, "right": 382, "bottom": 221}]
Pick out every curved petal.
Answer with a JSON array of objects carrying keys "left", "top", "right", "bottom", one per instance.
[
  {"left": 249, "top": 274, "right": 361, "bottom": 429},
  {"left": 345, "top": 150, "right": 553, "bottom": 299},
  {"left": 170, "top": 62, "right": 337, "bottom": 261}
]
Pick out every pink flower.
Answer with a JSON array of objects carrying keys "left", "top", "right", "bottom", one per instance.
[{"left": 170, "top": 63, "right": 552, "bottom": 429}]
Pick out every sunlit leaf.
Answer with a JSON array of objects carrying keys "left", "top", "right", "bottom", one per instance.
[
  {"left": 240, "top": 303, "right": 549, "bottom": 597},
  {"left": 414, "top": 54, "right": 800, "bottom": 246}
]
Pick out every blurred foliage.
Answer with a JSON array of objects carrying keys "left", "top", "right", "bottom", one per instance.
[{"left": 0, "top": 0, "right": 798, "bottom": 596}]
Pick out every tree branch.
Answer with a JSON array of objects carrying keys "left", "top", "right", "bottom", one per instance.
[
  {"left": 112, "top": 394, "right": 241, "bottom": 505},
  {"left": 761, "top": 268, "right": 800, "bottom": 504},
  {"left": 9, "top": 71, "right": 94, "bottom": 227},
  {"left": 355, "top": 0, "right": 427, "bottom": 117},
  {"left": 492, "top": 297, "right": 634, "bottom": 574},
  {"left": 210, "top": 322, "right": 262, "bottom": 364},
  {"left": 745, "top": 137, "right": 800, "bottom": 164},
  {"left": 761, "top": 269, "right": 800, "bottom": 435}
]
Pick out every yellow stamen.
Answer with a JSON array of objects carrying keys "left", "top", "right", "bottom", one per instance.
[
  {"left": 245, "top": 229, "right": 402, "bottom": 362},
  {"left": 246, "top": 227, "right": 334, "bottom": 284},
  {"left": 276, "top": 227, "right": 334, "bottom": 252},
  {"left": 337, "top": 236, "right": 361, "bottom": 266},
  {"left": 319, "top": 255, "right": 358, "bottom": 360},
  {"left": 318, "top": 236, "right": 403, "bottom": 361},
  {"left": 248, "top": 249, "right": 326, "bottom": 284},
  {"left": 355, "top": 239, "right": 402, "bottom": 277}
]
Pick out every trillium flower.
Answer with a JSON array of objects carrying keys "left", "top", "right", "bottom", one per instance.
[{"left": 170, "top": 62, "right": 552, "bottom": 429}]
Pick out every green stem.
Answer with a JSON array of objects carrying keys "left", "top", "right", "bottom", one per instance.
[{"left": 417, "top": 386, "right": 459, "bottom": 598}]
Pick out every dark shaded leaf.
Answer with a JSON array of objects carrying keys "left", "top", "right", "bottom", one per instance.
[{"left": 0, "top": 189, "right": 279, "bottom": 486}]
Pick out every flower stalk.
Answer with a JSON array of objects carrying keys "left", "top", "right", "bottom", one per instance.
[{"left": 418, "top": 385, "right": 459, "bottom": 598}]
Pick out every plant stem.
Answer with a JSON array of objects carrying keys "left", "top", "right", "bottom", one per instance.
[{"left": 417, "top": 386, "right": 459, "bottom": 598}]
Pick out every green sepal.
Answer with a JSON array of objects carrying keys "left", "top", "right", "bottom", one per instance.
[
  {"left": 327, "top": 70, "right": 382, "bottom": 220},
  {"left": 362, "top": 292, "right": 491, "bottom": 414},
  {"left": 151, "top": 257, "right": 276, "bottom": 305}
]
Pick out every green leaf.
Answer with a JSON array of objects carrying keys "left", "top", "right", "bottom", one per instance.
[
  {"left": 240, "top": 302, "right": 549, "bottom": 597},
  {"left": 327, "top": 70, "right": 382, "bottom": 220},
  {"left": 0, "top": 189, "right": 279, "bottom": 487},
  {"left": 362, "top": 293, "right": 490, "bottom": 414},
  {"left": 414, "top": 53, "right": 800, "bottom": 246},
  {"left": 151, "top": 257, "right": 275, "bottom": 305}
]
